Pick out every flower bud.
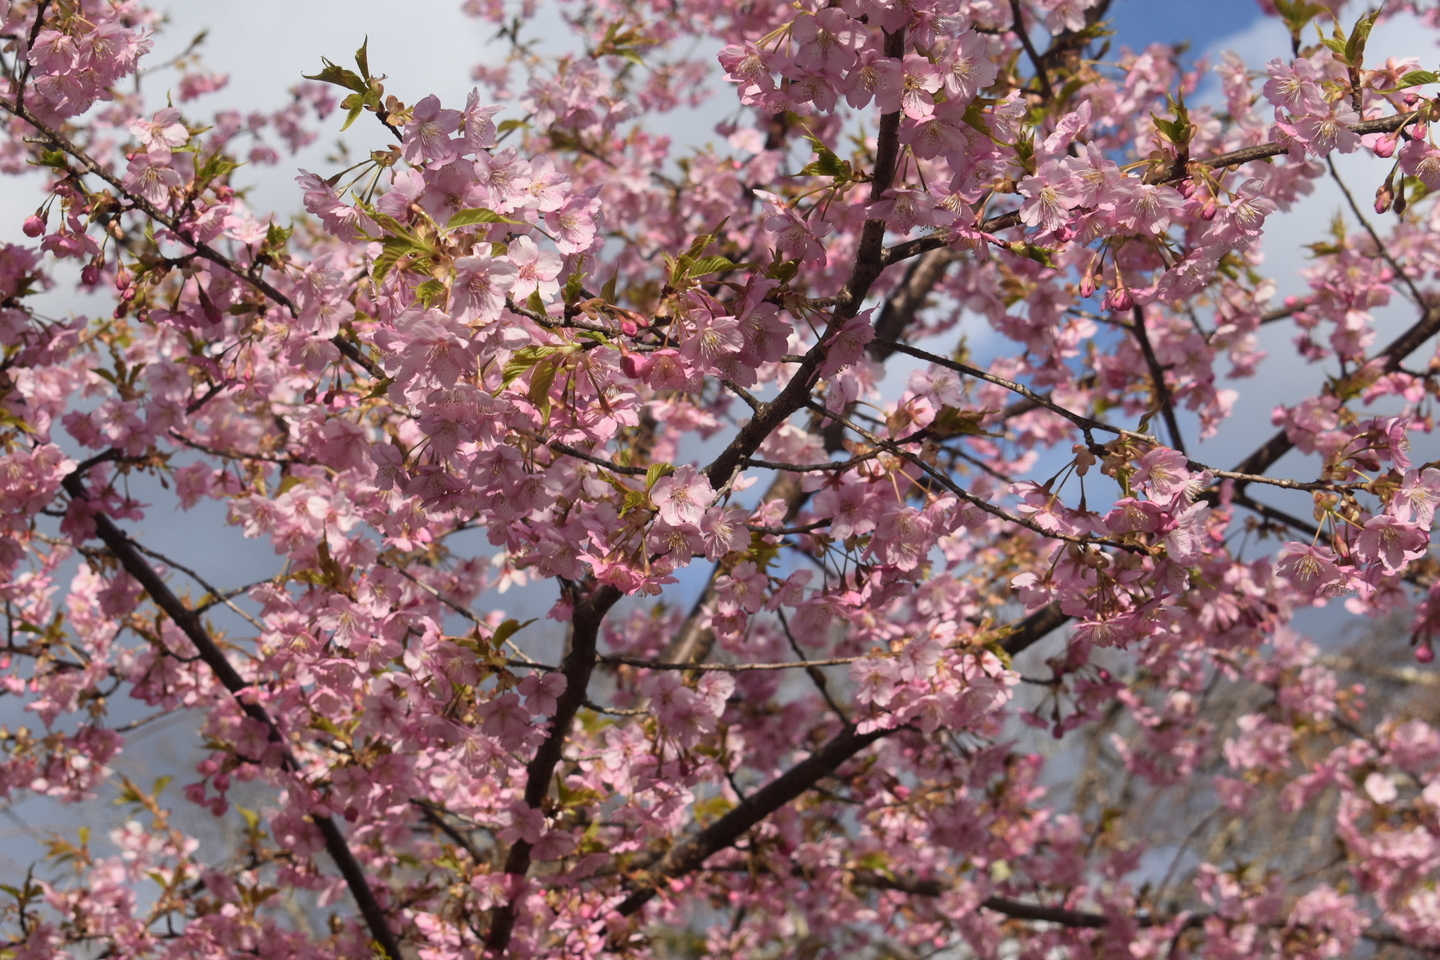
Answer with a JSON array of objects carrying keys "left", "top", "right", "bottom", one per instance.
[
  {"left": 1416, "top": 641, "right": 1434, "bottom": 664},
  {"left": 80, "top": 263, "right": 100, "bottom": 286},
  {"left": 620, "top": 353, "right": 648, "bottom": 379},
  {"left": 1405, "top": 92, "right": 1422, "bottom": 107},
  {"left": 1102, "top": 286, "right": 1133, "bottom": 312},
  {"left": 1079, "top": 272, "right": 1096, "bottom": 298},
  {"left": 1200, "top": 199, "right": 1218, "bottom": 221},
  {"left": 114, "top": 265, "right": 130, "bottom": 290},
  {"left": 1177, "top": 179, "right": 1197, "bottom": 199},
  {"left": 1375, "top": 182, "right": 1394, "bottom": 214},
  {"left": 1373, "top": 135, "right": 1397, "bottom": 159},
  {"left": 22, "top": 214, "right": 45, "bottom": 237}
]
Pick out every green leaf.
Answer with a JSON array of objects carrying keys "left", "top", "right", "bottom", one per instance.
[
  {"left": 502, "top": 344, "right": 575, "bottom": 387},
  {"left": 563, "top": 271, "right": 584, "bottom": 307},
  {"left": 236, "top": 805, "right": 262, "bottom": 831},
  {"left": 799, "top": 136, "right": 853, "bottom": 181},
  {"left": 194, "top": 151, "right": 239, "bottom": 191},
  {"left": 1345, "top": 7, "right": 1379, "bottom": 69},
  {"left": 365, "top": 206, "right": 422, "bottom": 242},
  {"left": 339, "top": 92, "right": 366, "bottom": 132},
  {"left": 371, "top": 236, "right": 427, "bottom": 283},
  {"left": 303, "top": 58, "right": 366, "bottom": 93},
  {"left": 362, "top": 377, "right": 394, "bottom": 399},
  {"left": 688, "top": 255, "right": 751, "bottom": 277},
  {"left": 528, "top": 355, "right": 563, "bottom": 422},
  {"left": 1274, "top": 0, "right": 1327, "bottom": 35},
  {"left": 601, "top": 272, "right": 619, "bottom": 303},
  {"left": 766, "top": 257, "right": 799, "bottom": 284},
  {"left": 30, "top": 148, "right": 69, "bottom": 170},
  {"left": 492, "top": 618, "right": 536, "bottom": 646},
  {"left": 1008, "top": 242, "right": 1057, "bottom": 268},
  {"left": 928, "top": 406, "right": 999, "bottom": 438},
  {"left": 446, "top": 207, "right": 523, "bottom": 229},
  {"left": 496, "top": 118, "right": 528, "bottom": 135},
  {"left": 414, "top": 278, "right": 446, "bottom": 307},
  {"left": 1392, "top": 70, "right": 1440, "bottom": 90},
  {"left": 265, "top": 222, "right": 292, "bottom": 249},
  {"left": 355, "top": 37, "right": 371, "bottom": 80},
  {"left": 645, "top": 462, "right": 674, "bottom": 489}
]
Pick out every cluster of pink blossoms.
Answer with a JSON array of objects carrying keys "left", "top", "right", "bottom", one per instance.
[{"left": 9, "top": 0, "right": 1440, "bottom": 958}]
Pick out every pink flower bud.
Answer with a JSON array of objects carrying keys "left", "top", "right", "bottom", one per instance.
[
  {"left": 1079, "top": 273, "right": 1096, "bottom": 298},
  {"left": 1102, "top": 287, "right": 1133, "bottom": 312},
  {"left": 22, "top": 214, "right": 45, "bottom": 237},
  {"left": 1200, "top": 199, "right": 1218, "bottom": 221},
  {"left": 1417, "top": 640, "right": 1435, "bottom": 664},
  {"left": 1375, "top": 182, "right": 1394, "bottom": 214},
  {"left": 620, "top": 353, "right": 648, "bottom": 379},
  {"left": 621, "top": 318, "right": 638, "bottom": 336},
  {"left": 1405, "top": 92, "right": 1422, "bottom": 106},
  {"left": 114, "top": 265, "right": 130, "bottom": 290},
  {"left": 1177, "top": 179, "right": 1197, "bottom": 199},
  {"left": 1373, "top": 135, "right": 1397, "bottom": 159},
  {"left": 80, "top": 263, "right": 100, "bottom": 286}
]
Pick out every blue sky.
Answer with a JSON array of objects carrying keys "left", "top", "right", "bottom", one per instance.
[{"left": 1110, "top": 0, "right": 1264, "bottom": 57}]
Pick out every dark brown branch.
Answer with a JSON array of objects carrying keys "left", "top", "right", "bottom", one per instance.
[
  {"left": 1132, "top": 305, "right": 1185, "bottom": 455},
  {"left": 59, "top": 473, "right": 404, "bottom": 960},
  {"left": 486, "top": 581, "right": 622, "bottom": 953},
  {"left": 869, "top": 247, "right": 958, "bottom": 361},
  {"left": 613, "top": 723, "right": 891, "bottom": 919},
  {"left": 1001, "top": 602, "right": 1070, "bottom": 657},
  {"left": 1009, "top": 0, "right": 1055, "bottom": 101},
  {"left": 701, "top": 27, "right": 907, "bottom": 491}
]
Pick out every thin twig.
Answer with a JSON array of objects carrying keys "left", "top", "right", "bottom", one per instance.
[
  {"left": 1009, "top": 0, "right": 1055, "bottom": 101},
  {"left": 1327, "top": 154, "right": 1426, "bottom": 307}
]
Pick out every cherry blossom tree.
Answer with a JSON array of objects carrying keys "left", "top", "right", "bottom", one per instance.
[{"left": 7, "top": 0, "right": 1440, "bottom": 956}]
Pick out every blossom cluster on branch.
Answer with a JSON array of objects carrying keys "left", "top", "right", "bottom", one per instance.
[{"left": 6, "top": 0, "right": 1440, "bottom": 957}]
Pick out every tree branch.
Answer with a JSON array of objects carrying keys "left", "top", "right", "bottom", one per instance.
[
  {"left": 882, "top": 111, "right": 1423, "bottom": 269},
  {"left": 1231, "top": 300, "right": 1440, "bottom": 484},
  {"left": 59, "top": 473, "right": 405, "bottom": 960},
  {"left": 612, "top": 723, "right": 891, "bottom": 919},
  {"left": 1131, "top": 305, "right": 1186, "bottom": 455},
  {"left": 0, "top": 94, "right": 386, "bottom": 380},
  {"left": 486, "top": 581, "right": 622, "bottom": 953},
  {"left": 701, "top": 27, "right": 907, "bottom": 491}
]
